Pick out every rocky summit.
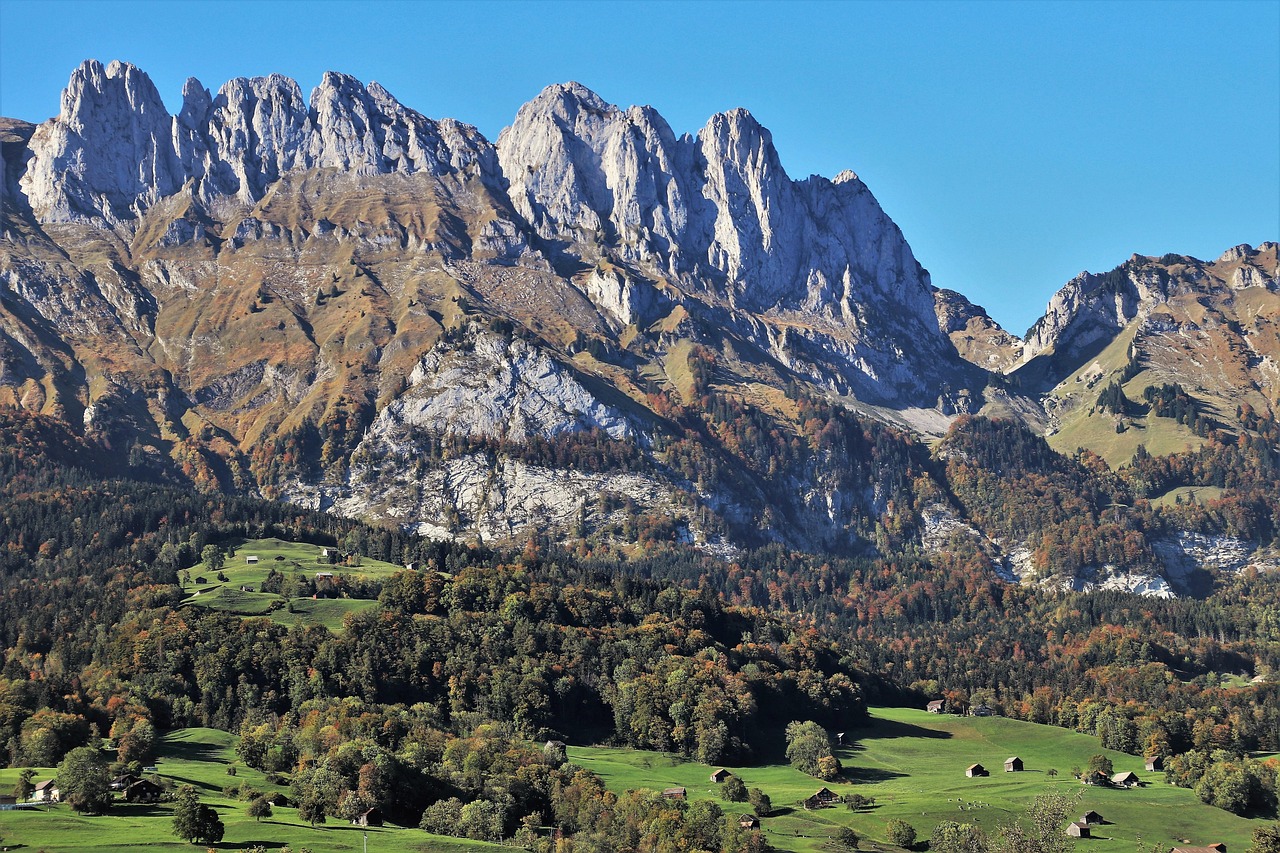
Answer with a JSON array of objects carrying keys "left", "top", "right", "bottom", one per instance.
[{"left": 0, "top": 60, "right": 1276, "bottom": 593}]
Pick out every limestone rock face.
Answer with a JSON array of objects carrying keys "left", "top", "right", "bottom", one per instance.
[
  {"left": 22, "top": 61, "right": 502, "bottom": 221},
  {"left": 1021, "top": 243, "right": 1280, "bottom": 366},
  {"left": 933, "top": 287, "right": 1025, "bottom": 373},
  {"left": 377, "top": 333, "right": 634, "bottom": 443},
  {"left": 21, "top": 60, "right": 185, "bottom": 224},
  {"left": 497, "top": 82, "right": 964, "bottom": 406}
]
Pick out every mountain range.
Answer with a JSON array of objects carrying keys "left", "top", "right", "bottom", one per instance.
[{"left": 0, "top": 60, "right": 1276, "bottom": 592}]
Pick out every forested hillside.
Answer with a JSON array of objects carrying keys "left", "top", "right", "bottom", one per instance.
[{"left": 2, "top": 406, "right": 1280, "bottom": 851}]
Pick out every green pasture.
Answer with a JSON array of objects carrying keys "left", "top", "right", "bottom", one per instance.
[
  {"left": 570, "top": 706, "right": 1267, "bottom": 852},
  {"left": 1151, "top": 485, "right": 1227, "bottom": 509},
  {"left": 0, "top": 728, "right": 500, "bottom": 852},
  {"left": 268, "top": 597, "right": 382, "bottom": 631},
  {"left": 180, "top": 537, "right": 405, "bottom": 632}
]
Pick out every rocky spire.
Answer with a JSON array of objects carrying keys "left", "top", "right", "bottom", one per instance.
[
  {"left": 18, "top": 61, "right": 500, "bottom": 221},
  {"left": 20, "top": 60, "right": 185, "bottom": 224}
]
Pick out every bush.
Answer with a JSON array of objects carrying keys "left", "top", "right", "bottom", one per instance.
[
  {"left": 721, "top": 775, "right": 747, "bottom": 802},
  {"left": 886, "top": 818, "right": 916, "bottom": 848}
]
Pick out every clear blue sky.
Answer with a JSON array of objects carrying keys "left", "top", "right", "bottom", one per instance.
[{"left": 2, "top": 0, "right": 1276, "bottom": 335}]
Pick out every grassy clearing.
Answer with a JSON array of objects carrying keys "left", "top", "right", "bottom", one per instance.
[
  {"left": 180, "top": 537, "right": 405, "bottom": 632},
  {"left": 0, "top": 728, "right": 501, "bottom": 852},
  {"left": 570, "top": 707, "right": 1265, "bottom": 852},
  {"left": 267, "top": 597, "right": 381, "bottom": 631},
  {"left": 1151, "top": 485, "right": 1227, "bottom": 509}
]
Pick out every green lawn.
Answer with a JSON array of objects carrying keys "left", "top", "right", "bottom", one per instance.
[
  {"left": 570, "top": 706, "right": 1267, "bottom": 852},
  {"left": 0, "top": 728, "right": 502, "bottom": 852},
  {"left": 180, "top": 537, "right": 406, "bottom": 632}
]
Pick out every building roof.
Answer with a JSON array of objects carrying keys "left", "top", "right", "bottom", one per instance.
[
  {"left": 1112, "top": 771, "right": 1139, "bottom": 783},
  {"left": 34, "top": 780, "right": 56, "bottom": 790},
  {"left": 1169, "top": 846, "right": 1227, "bottom": 853}
]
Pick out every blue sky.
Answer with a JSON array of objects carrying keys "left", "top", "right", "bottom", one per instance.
[{"left": 1, "top": 0, "right": 1276, "bottom": 335}]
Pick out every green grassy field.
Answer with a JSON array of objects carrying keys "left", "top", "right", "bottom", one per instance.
[
  {"left": 1151, "top": 485, "right": 1227, "bottom": 509},
  {"left": 570, "top": 707, "right": 1267, "bottom": 852},
  {"left": 1, "top": 711, "right": 1266, "bottom": 852},
  {"left": 180, "top": 538, "right": 405, "bottom": 632},
  {"left": 0, "top": 728, "right": 501, "bottom": 852}
]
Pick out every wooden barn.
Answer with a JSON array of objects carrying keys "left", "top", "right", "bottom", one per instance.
[
  {"left": 801, "top": 787, "right": 840, "bottom": 809},
  {"left": 1004, "top": 756, "right": 1023, "bottom": 772},
  {"left": 966, "top": 763, "right": 989, "bottom": 778},
  {"left": 352, "top": 807, "right": 383, "bottom": 827}
]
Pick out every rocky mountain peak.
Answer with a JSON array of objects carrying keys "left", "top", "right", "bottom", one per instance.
[
  {"left": 16, "top": 61, "right": 503, "bottom": 221},
  {"left": 21, "top": 59, "right": 183, "bottom": 223}
]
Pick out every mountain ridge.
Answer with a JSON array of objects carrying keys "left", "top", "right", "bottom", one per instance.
[{"left": 0, "top": 60, "right": 1276, "bottom": 593}]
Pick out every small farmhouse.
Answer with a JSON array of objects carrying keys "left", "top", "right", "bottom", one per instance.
[
  {"left": 966, "top": 763, "right": 988, "bottom": 778},
  {"left": 1083, "top": 769, "right": 1110, "bottom": 786},
  {"left": 739, "top": 815, "right": 760, "bottom": 829},
  {"left": 352, "top": 807, "right": 383, "bottom": 827},
  {"left": 32, "top": 779, "right": 58, "bottom": 802},
  {"left": 710, "top": 769, "right": 732, "bottom": 783},
  {"left": 1146, "top": 755, "right": 1165, "bottom": 772},
  {"left": 1066, "top": 821, "right": 1091, "bottom": 838},
  {"left": 125, "top": 778, "right": 162, "bottom": 803},
  {"left": 1112, "top": 770, "right": 1139, "bottom": 787},
  {"left": 972, "top": 703, "right": 994, "bottom": 717},
  {"left": 662, "top": 787, "right": 686, "bottom": 800},
  {"left": 111, "top": 773, "right": 139, "bottom": 791},
  {"left": 1004, "top": 756, "right": 1023, "bottom": 772},
  {"left": 801, "top": 787, "right": 840, "bottom": 809},
  {"left": 926, "top": 699, "right": 945, "bottom": 713}
]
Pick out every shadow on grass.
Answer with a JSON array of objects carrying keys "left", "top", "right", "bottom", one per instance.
[
  {"left": 162, "top": 773, "right": 221, "bottom": 792},
  {"left": 841, "top": 766, "right": 907, "bottom": 785},
  {"left": 110, "top": 802, "right": 168, "bottom": 817},
  {"left": 857, "top": 716, "right": 953, "bottom": 743},
  {"left": 160, "top": 738, "right": 226, "bottom": 763}
]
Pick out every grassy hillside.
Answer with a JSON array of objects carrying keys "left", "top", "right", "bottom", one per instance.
[
  {"left": 0, "top": 711, "right": 1266, "bottom": 852},
  {"left": 0, "top": 728, "right": 500, "bottom": 853},
  {"left": 179, "top": 537, "right": 402, "bottom": 631},
  {"left": 1043, "top": 324, "right": 1208, "bottom": 466},
  {"left": 570, "top": 707, "right": 1265, "bottom": 852}
]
